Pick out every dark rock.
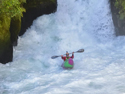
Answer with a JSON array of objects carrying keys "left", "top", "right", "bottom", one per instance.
[
  {"left": 0, "top": 44, "right": 13, "bottom": 64},
  {"left": 0, "top": 0, "right": 57, "bottom": 64},
  {"left": 10, "top": 17, "right": 21, "bottom": 46},
  {"left": 19, "top": 0, "right": 57, "bottom": 36},
  {"left": 0, "top": 16, "right": 13, "bottom": 64},
  {"left": 110, "top": 0, "right": 125, "bottom": 36}
]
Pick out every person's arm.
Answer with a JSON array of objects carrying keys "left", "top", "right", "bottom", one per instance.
[
  {"left": 61, "top": 55, "right": 64, "bottom": 59},
  {"left": 70, "top": 52, "right": 74, "bottom": 59},
  {"left": 61, "top": 55, "right": 66, "bottom": 61}
]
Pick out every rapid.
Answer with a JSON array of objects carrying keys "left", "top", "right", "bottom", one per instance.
[{"left": 1, "top": 0, "right": 125, "bottom": 94}]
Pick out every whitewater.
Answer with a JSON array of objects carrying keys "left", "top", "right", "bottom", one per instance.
[{"left": 1, "top": 0, "right": 125, "bottom": 94}]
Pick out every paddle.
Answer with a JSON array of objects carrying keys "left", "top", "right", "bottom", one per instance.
[{"left": 51, "top": 49, "right": 84, "bottom": 59}]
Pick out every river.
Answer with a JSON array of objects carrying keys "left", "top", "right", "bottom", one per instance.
[{"left": 0, "top": 0, "right": 125, "bottom": 94}]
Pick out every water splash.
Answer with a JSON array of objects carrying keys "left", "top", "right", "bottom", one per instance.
[{"left": 0, "top": 0, "right": 125, "bottom": 94}]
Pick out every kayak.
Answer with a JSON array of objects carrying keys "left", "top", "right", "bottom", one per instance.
[{"left": 62, "top": 58, "right": 74, "bottom": 69}]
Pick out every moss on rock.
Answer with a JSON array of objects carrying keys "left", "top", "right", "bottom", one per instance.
[
  {"left": 114, "top": 0, "right": 125, "bottom": 19},
  {"left": 0, "top": 16, "right": 11, "bottom": 48},
  {"left": 10, "top": 16, "right": 21, "bottom": 46},
  {"left": 20, "top": 0, "right": 57, "bottom": 35},
  {"left": 0, "top": 16, "right": 13, "bottom": 63},
  {"left": 0, "top": 0, "right": 57, "bottom": 63},
  {"left": 110, "top": 0, "right": 125, "bottom": 36}
]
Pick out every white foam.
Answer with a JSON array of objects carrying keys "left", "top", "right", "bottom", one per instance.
[{"left": 0, "top": 0, "right": 125, "bottom": 94}]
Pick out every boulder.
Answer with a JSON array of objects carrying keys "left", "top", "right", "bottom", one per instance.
[
  {"left": 0, "top": 16, "right": 13, "bottom": 64},
  {"left": 110, "top": 0, "right": 125, "bottom": 36},
  {"left": 19, "top": 0, "right": 57, "bottom": 36},
  {"left": 0, "top": 0, "right": 57, "bottom": 64}
]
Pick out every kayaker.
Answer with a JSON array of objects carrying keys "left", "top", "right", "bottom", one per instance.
[
  {"left": 61, "top": 51, "right": 74, "bottom": 61},
  {"left": 61, "top": 51, "right": 74, "bottom": 69}
]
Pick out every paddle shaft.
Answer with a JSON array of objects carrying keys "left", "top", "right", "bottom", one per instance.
[
  {"left": 57, "top": 51, "right": 81, "bottom": 58},
  {"left": 51, "top": 49, "right": 84, "bottom": 59},
  {"left": 63, "top": 52, "right": 77, "bottom": 56}
]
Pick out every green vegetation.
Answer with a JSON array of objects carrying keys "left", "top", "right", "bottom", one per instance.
[
  {"left": 0, "top": 0, "right": 26, "bottom": 18},
  {"left": 0, "top": 0, "right": 57, "bottom": 63},
  {"left": 115, "top": 0, "right": 125, "bottom": 19},
  {"left": 0, "top": 0, "right": 26, "bottom": 53},
  {"left": 0, "top": 16, "right": 11, "bottom": 51},
  {"left": 0, "top": 0, "right": 26, "bottom": 44}
]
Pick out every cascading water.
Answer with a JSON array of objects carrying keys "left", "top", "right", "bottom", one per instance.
[{"left": 1, "top": 0, "right": 125, "bottom": 94}]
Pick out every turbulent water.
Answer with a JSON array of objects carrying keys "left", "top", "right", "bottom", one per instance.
[{"left": 1, "top": 0, "right": 125, "bottom": 94}]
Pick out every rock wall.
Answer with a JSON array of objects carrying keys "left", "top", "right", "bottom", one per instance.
[
  {"left": 19, "top": 0, "right": 57, "bottom": 36},
  {"left": 0, "top": 16, "right": 13, "bottom": 64},
  {"left": 0, "top": 0, "right": 57, "bottom": 64},
  {"left": 110, "top": 0, "right": 125, "bottom": 36},
  {"left": 10, "top": 17, "right": 21, "bottom": 46}
]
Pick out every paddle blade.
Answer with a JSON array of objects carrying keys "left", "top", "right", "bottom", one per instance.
[
  {"left": 77, "top": 49, "right": 84, "bottom": 53},
  {"left": 51, "top": 56, "right": 60, "bottom": 59}
]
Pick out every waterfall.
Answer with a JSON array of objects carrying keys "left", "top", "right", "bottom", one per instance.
[{"left": 0, "top": 0, "right": 125, "bottom": 94}]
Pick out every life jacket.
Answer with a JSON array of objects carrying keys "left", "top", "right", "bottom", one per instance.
[{"left": 64, "top": 58, "right": 73, "bottom": 68}]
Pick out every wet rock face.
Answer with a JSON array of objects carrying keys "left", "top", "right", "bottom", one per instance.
[
  {"left": 0, "top": 16, "right": 13, "bottom": 64},
  {"left": 110, "top": 0, "right": 125, "bottom": 36},
  {"left": 19, "top": 0, "right": 57, "bottom": 36},
  {"left": 10, "top": 17, "right": 21, "bottom": 46},
  {"left": 0, "top": 0, "right": 57, "bottom": 64},
  {"left": 0, "top": 44, "right": 13, "bottom": 64}
]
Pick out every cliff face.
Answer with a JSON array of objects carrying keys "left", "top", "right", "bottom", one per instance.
[
  {"left": 19, "top": 0, "right": 57, "bottom": 36},
  {"left": 0, "top": 0, "right": 57, "bottom": 64},
  {"left": 0, "top": 16, "right": 13, "bottom": 64},
  {"left": 110, "top": 0, "right": 125, "bottom": 36}
]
